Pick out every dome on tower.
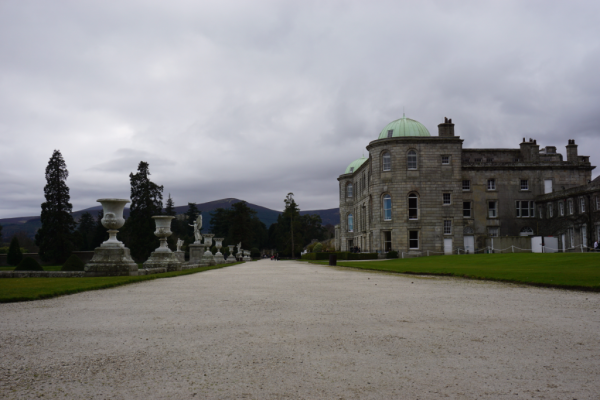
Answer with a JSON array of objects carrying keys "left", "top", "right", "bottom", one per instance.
[
  {"left": 377, "top": 115, "right": 431, "bottom": 139},
  {"left": 344, "top": 156, "right": 367, "bottom": 174}
]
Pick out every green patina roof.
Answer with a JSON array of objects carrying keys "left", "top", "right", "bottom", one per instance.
[
  {"left": 344, "top": 156, "right": 367, "bottom": 174},
  {"left": 377, "top": 114, "right": 430, "bottom": 139}
]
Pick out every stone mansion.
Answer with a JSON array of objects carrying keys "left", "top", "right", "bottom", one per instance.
[{"left": 335, "top": 115, "right": 595, "bottom": 254}]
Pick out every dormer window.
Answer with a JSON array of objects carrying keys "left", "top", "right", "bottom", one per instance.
[
  {"left": 387, "top": 129, "right": 393, "bottom": 138},
  {"left": 349, "top": 167, "right": 354, "bottom": 173}
]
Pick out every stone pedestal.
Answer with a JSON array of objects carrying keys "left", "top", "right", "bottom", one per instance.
[
  {"left": 84, "top": 247, "right": 139, "bottom": 276},
  {"left": 187, "top": 243, "right": 208, "bottom": 267},
  {"left": 243, "top": 250, "right": 251, "bottom": 261},
  {"left": 174, "top": 251, "right": 185, "bottom": 263},
  {"left": 143, "top": 251, "right": 182, "bottom": 272},
  {"left": 226, "top": 245, "right": 236, "bottom": 262},
  {"left": 213, "top": 238, "right": 225, "bottom": 264}
]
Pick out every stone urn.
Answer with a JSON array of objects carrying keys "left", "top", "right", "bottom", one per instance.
[
  {"left": 98, "top": 198, "right": 129, "bottom": 248},
  {"left": 214, "top": 238, "right": 224, "bottom": 255},
  {"left": 227, "top": 245, "right": 235, "bottom": 261},
  {"left": 203, "top": 234, "right": 215, "bottom": 255},
  {"left": 152, "top": 216, "right": 174, "bottom": 253}
]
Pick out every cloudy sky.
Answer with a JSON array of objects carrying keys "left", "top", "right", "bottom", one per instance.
[{"left": 1, "top": 0, "right": 599, "bottom": 219}]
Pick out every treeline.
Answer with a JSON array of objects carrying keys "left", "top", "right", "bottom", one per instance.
[{"left": 27, "top": 151, "right": 332, "bottom": 264}]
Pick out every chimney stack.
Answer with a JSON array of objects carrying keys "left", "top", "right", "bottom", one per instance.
[{"left": 438, "top": 117, "right": 455, "bottom": 137}]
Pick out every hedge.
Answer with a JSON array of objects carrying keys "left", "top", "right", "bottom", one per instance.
[{"left": 301, "top": 252, "right": 378, "bottom": 261}]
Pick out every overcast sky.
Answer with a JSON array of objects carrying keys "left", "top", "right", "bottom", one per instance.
[{"left": 1, "top": 0, "right": 599, "bottom": 219}]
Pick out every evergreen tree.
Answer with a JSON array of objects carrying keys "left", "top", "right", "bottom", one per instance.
[
  {"left": 209, "top": 207, "right": 232, "bottom": 238},
  {"left": 0, "top": 223, "right": 3, "bottom": 245},
  {"left": 75, "top": 212, "right": 96, "bottom": 251},
  {"left": 35, "top": 150, "right": 76, "bottom": 264},
  {"left": 121, "top": 161, "right": 164, "bottom": 261},
  {"left": 165, "top": 194, "right": 176, "bottom": 216},
  {"left": 7, "top": 236, "right": 23, "bottom": 266},
  {"left": 283, "top": 193, "right": 301, "bottom": 258}
]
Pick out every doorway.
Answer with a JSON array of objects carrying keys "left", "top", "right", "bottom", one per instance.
[
  {"left": 444, "top": 238, "right": 453, "bottom": 255},
  {"left": 463, "top": 236, "right": 474, "bottom": 254}
]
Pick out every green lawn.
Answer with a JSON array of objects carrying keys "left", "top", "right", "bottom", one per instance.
[
  {"left": 0, "top": 263, "right": 242, "bottom": 303},
  {"left": 309, "top": 253, "right": 600, "bottom": 291}
]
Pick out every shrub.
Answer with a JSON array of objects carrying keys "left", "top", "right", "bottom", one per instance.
[
  {"left": 313, "top": 243, "right": 323, "bottom": 253},
  {"left": 7, "top": 237, "right": 23, "bottom": 266},
  {"left": 301, "top": 252, "right": 378, "bottom": 261},
  {"left": 61, "top": 254, "right": 85, "bottom": 271},
  {"left": 386, "top": 250, "right": 399, "bottom": 259},
  {"left": 250, "top": 247, "right": 260, "bottom": 258},
  {"left": 14, "top": 257, "right": 43, "bottom": 271}
]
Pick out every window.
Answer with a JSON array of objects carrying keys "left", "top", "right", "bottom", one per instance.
[
  {"left": 520, "top": 180, "right": 529, "bottom": 190},
  {"left": 407, "top": 150, "right": 417, "bottom": 170},
  {"left": 463, "top": 202, "right": 472, "bottom": 218},
  {"left": 597, "top": 196, "right": 600, "bottom": 211},
  {"left": 475, "top": 158, "right": 482, "bottom": 162},
  {"left": 347, "top": 183, "right": 353, "bottom": 198},
  {"left": 488, "top": 201, "right": 497, "bottom": 218},
  {"left": 382, "top": 152, "right": 391, "bottom": 171},
  {"left": 383, "top": 195, "right": 392, "bottom": 221},
  {"left": 580, "top": 198, "right": 586, "bottom": 213},
  {"left": 409, "top": 231, "right": 419, "bottom": 249},
  {"left": 383, "top": 231, "right": 392, "bottom": 252},
  {"left": 347, "top": 214, "right": 353, "bottom": 232},
  {"left": 568, "top": 199, "right": 574, "bottom": 215},
  {"left": 387, "top": 129, "right": 393, "bottom": 138},
  {"left": 582, "top": 225, "right": 587, "bottom": 246},
  {"left": 462, "top": 180, "right": 471, "bottom": 191},
  {"left": 568, "top": 228, "right": 574, "bottom": 248},
  {"left": 443, "top": 220, "right": 452, "bottom": 235},
  {"left": 538, "top": 206, "right": 543, "bottom": 219},
  {"left": 408, "top": 194, "right": 418, "bottom": 220},
  {"left": 548, "top": 203, "right": 553, "bottom": 218},
  {"left": 487, "top": 179, "right": 496, "bottom": 190},
  {"left": 349, "top": 167, "right": 354, "bottom": 173},
  {"left": 488, "top": 227, "right": 499, "bottom": 237},
  {"left": 486, "top": 158, "right": 494, "bottom": 163},
  {"left": 520, "top": 227, "right": 534, "bottom": 236},
  {"left": 443, "top": 193, "right": 451, "bottom": 205},
  {"left": 559, "top": 201, "right": 564, "bottom": 216},
  {"left": 442, "top": 156, "right": 450, "bottom": 165},
  {"left": 516, "top": 201, "right": 535, "bottom": 218}
]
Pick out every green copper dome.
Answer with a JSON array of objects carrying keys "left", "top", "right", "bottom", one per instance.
[
  {"left": 377, "top": 115, "right": 431, "bottom": 139},
  {"left": 344, "top": 156, "right": 367, "bottom": 174}
]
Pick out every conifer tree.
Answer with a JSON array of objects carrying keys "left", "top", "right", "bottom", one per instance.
[
  {"left": 91, "top": 210, "right": 108, "bottom": 249},
  {"left": 165, "top": 194, "right": 176, "bottom": 216},
  {"left": 75, "top": 212, "right": 96, "bottom": 251},
  {"left": 7, "top": 236, "right": 23, "bottom": 266},
  {"left": 0, "top": 223, "right": 3, "bottom": 245},
  {"left": 121, "top": 161, "right": 163, "bottom": 261},
  {"left": 35, "top": 150, "right": 76, "bottom": 264},
  {"left": 185, "top": 203, "right": 201, "bottom": 236}
]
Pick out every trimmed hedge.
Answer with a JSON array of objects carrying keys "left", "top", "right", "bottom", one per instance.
[
  {"left": 301, "top": 252, "right": 378, "bottom": 261},
  {"left": 14, "top": 257, "right": 43, "bottom": 271},
  {"left": 61, "top": 254, "right": 85, "bottom": 271}
]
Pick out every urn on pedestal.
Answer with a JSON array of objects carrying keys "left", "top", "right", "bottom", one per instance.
[
  {"left": 227, "top": 245, "right": 236, "bottom": 262},
  {"left": 143, "top": 216, "right": 182, "bottom": 271},
  {"left": 213, "top": 238, "right": 225, "bottom": 264},
  {"left": 84, "top": 199, "right": 138, "bottom": 276},
  {"left": 201, "top": 234, "right": 216, "bottom": 265}
]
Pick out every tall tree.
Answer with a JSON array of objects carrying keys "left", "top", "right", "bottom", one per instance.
[
  {"left": 283, "top": 193, "right": 300, "bottom": 258},
  {"left": 35, "top": 150, "right": 76, "bottom": 264},
  {"left": 0, "top": 223, "right": 3, "bottom": 245},
  {"left": 185, "top": 203, "right": 201, "bottom": 236},
  {"left": 121, "top": 161, "right": 164, "bottom": 261},
  {"left": 165, "top": 194, "right": 176, "bottom": 216},
  {"left": 91, "top": 210, "right": 108, "bottom": 249},
  {"left": 75, "top": 212, "right": 96, "bottom": 251}
]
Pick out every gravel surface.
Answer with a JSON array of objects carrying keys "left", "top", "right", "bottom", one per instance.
[{"left": 1, "top": 259, "right": 599, "bottom": 399}]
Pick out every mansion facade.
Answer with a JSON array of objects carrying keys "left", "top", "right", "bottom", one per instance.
[{"left": 335, "top": 115, "right": 595, "bottom": 254}]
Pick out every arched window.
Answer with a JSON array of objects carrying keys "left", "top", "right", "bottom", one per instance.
[
  {"left": 383, "top": 195, "right": 392, "bottom": 221},
  {"left": 407, "top": 150, "right": 417, "bottom": 170},
  {"left": 382, "top": 151, "right": 391, "bottom": 171},
  {"left": 347, "top": 183, "right": 353, "bottom": 198},
  {"left": 348, "top": 214, "right": 354, "bottom": 232},
  {"left": 408, "top": 193, "right": 418, "bottom": 220}
]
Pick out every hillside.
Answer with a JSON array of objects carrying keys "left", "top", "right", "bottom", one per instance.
[{"left": 0, "top": 198, "right": 339, "bottom": 240}]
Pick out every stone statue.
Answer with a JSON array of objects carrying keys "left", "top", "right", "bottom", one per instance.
[
  {"left": 237, "top": 242, "right": 242, "bottom": 251},
  {"left": 176, "top": 239, "right": 184, "bottom": 252},
  {"left": 188, "top": 215, "right": 203, "bottom": 243}
]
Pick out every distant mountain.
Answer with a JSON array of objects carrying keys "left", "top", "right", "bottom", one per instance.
[{"left": 0, "top": 198, "right": 340, "bottom": 240}]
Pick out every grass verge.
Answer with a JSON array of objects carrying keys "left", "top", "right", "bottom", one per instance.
[
  {"left": 0, "top": 263, "right": 242, "bottom": 303},
  {"left": 308, "top": 253, "right": 600, "bottom": 291}
]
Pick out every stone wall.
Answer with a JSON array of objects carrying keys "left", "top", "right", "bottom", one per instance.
[{"left": 0, "top": 251, "right": 95, "bottom": 267}]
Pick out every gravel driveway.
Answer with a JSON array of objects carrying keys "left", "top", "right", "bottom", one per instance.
[{"left": 1, "top": 259, "right": 598, "bottom": 399}]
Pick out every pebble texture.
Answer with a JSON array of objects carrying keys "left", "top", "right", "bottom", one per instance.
[{"left": 0, "top": 260, "right": 598, "bottom": 399}]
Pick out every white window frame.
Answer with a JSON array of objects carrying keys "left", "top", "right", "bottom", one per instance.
[
  {"left": 382, "top": 152, "right": 391, "bottom": 171},
  {"left": 582, "top": 225, "right": 587, "bottom": 246},
  {"left": 383, "top": 195, "right": 392, "bottom": 221},
  {"left": 348, "top": 214, "right": 354, "bottom": 232},
  {"left": 487, "top": 179, "right": 496, "bottom": 190},
  {"left": 488, "top": 201, "right": 497, "bottom": 218},
  {"left": 559, "top": 201, "right": 564, "bottom": 216},
  {"left": 488, "top": 227, "right": 499, "bottom": 237},
  {"left": 520, "top": 179, "right": 529, "bottom": 190},
  {"left": 568, "top": 199, "right": 574, "bottom": 215},
  {"left": 443, "top": 220, "right": 452, "bottom": 235},
  {"left": 516, "top": 200, "right": 535, "bottom": 218},
  {"left": 462, "top": 180, "right": 471, "bottom": 191},
  {"left": 548, "top": 203, "right": 554, "bottom": 218},
  {"left": 569, "top": 228, "right": 575, "bottom": 248},
  {"left": 347, "top": 183, "right": 353, "bottom": 198},
  {"left": 463, "top": 202, "right": 472, "bottom": 218},
  {"left": 408, "top": 194, "right": 418, "bottom": 220},
  {"left": 580, "top": 197, "right": 586, "bottom": 213},
  {"left": 407, "top": 150, "right": 417, "bottom": 170},
  {"left": 596, "top": 196, "right": 600, "bottom": 211},
  {"left": 441, "top": 155, "right": 450, "bottom": 165},
  {"left": 443, "top": 193, "right": 451, "bottom": 205}
]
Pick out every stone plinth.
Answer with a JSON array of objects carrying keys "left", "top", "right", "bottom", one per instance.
[
  {"left": 84, "top": 247, "right": 139, "bottom": 277},
  {"left": 174, "top": 251, "right": 185, "bottom": 263},
  {"left": 143, "top": 252, "right": 182, "bottom": 272},
  {"left": 186, "top": 243, "right": 208, "bottom": 267}
]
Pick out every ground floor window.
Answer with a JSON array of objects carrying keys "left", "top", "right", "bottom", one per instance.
[
  {"left": 488, "top": 227, "right": 499, "bottom": 237},
  {"left": 568, "top": 228, "right": 574, "bottom": 248},
  {"left": 463, "top": 202, "right": 472, "bottom": 218},
  {"left": 383, "top": 231, "right": 391, "bottom": 252},
  {"left": 348, "top": 239, "right": 353, "bottom": 249},
  {"left": 409, "top": 231, "right": 419, "bottom": 249},
  {"left": 443, "top": 220, "right": 452, "bottom": 234},
  {"left": 581, "top": 225, "right": 587, "bottom": 246}
]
